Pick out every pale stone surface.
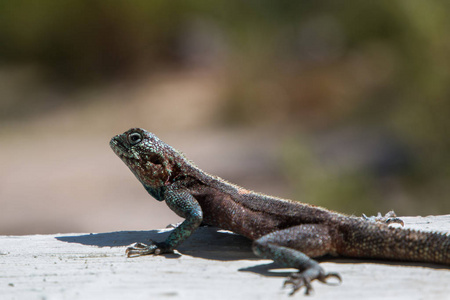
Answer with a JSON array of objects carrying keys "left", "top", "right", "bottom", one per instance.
[{"left": 0, "top": 215, "right": 449, "bottom": 300}]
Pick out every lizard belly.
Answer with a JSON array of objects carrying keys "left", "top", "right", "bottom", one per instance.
[{"left": 193, "top": 189, "right": 284, "bottom": 240}]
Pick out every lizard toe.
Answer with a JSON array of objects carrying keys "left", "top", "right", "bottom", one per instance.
[
  {"left": 385, "top": 217, "right": 404, "bottom": 226},
  {"left": 126, "top": 242, "right": 157, "bottom": 257},
  {"left": 284, "top": 272, "right": 314, "bottom": 296},
  {"left": 318, "top": 272, "right": 342, "bottom": 285},
  {"left": 362, "top": 211, "right": 404, "bottom": 226},
  {"left": 284, "top": 268, "right": 341, "bottom": 295}
]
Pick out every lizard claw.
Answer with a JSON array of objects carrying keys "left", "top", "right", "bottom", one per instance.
[
  {"left": 126, "top": 241, "right": 172, "bottom": 257},
  {"left": 284, "top": 271, "right": 341, "bottom": 296},
  {"left": 362, "top": 210, "right": 404, "bottom": 226}
]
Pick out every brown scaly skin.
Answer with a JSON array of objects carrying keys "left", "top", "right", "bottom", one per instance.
[{"left": 110, "top": 128, "right": 450, "bottom": 295}]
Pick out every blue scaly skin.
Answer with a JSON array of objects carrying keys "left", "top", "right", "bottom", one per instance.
[{"left": 110, "top": 128, "right": 450, "bottom": 295}]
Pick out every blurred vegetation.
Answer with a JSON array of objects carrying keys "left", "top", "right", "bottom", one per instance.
[{"left": 1, "top": 1, "right": 450, "bottom": 214}]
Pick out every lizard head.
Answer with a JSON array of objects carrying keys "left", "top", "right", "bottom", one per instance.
[{"left": 110, "top": 128, "right": 177, "bottom": 189}]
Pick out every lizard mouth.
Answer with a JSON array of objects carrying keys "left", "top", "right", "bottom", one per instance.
[{"left": 110, "top": 137, "right": 132, "bottom": 159}]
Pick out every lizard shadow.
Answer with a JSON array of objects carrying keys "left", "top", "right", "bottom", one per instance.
[
  {"left": 239, "top": 257, "right": 449, "bottom": 279},
  {"left": 56, "top": 226, "right": 256, "bottom": 261},
  {"left": 57, "top": 227, "right": 448, "bottom": 276}
]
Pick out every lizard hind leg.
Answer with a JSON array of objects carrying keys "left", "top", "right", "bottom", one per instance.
[
  {"left": 252, "top": 224, "right": 341, "bottom": 296},
  {"left": 361, "top": 210, "right": 404, "bottom": 226}
]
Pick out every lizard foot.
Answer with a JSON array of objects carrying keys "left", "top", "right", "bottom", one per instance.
[
  {"left": 126, "top": 242, "right": 172, "bottom": 257},
  {"left": 283, "top": 270, "right": 341, "bottom": 296},
  {"left": 362, "top": 210, "right": 404, "bottom": 226}
]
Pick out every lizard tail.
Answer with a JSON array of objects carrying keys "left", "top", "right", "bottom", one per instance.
[{"left": 338, "top": 220, "right": 450, "bottom": 265}]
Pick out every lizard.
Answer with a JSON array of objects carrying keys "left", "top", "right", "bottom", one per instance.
[{"left": 110, "top": 128, "right": 450, "bottom": 295}]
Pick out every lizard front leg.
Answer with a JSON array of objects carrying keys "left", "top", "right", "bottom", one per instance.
[
  {"left": 127, "top": 184, "right": 203, "bottom": 257},
  {"left": 252, "top": 224, "right": 341, "bottom": 296}
]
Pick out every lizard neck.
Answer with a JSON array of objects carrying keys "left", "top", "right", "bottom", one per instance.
[{"left": 143, "top": 184, "right": 166, "bottom": 201}]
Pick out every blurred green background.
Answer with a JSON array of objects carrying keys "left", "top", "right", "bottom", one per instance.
[{"left": 1, "top": 1, "right": 450, "bottom": 234}]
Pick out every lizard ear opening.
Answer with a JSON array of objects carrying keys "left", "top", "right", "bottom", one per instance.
[
  {"left": 128, "top": 132, "right": 142, "bottom": 145},
  {"left": 149, "top": 154, "right": 163, "bottom": 165}
]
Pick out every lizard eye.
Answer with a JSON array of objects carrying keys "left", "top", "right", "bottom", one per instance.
[{"left": 128, "top": 132, "right": 142, "bottom": 145}]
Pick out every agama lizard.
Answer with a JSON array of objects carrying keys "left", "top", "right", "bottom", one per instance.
[{"left": 110, "top": 128, "right": 450, "bottom": 295}]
